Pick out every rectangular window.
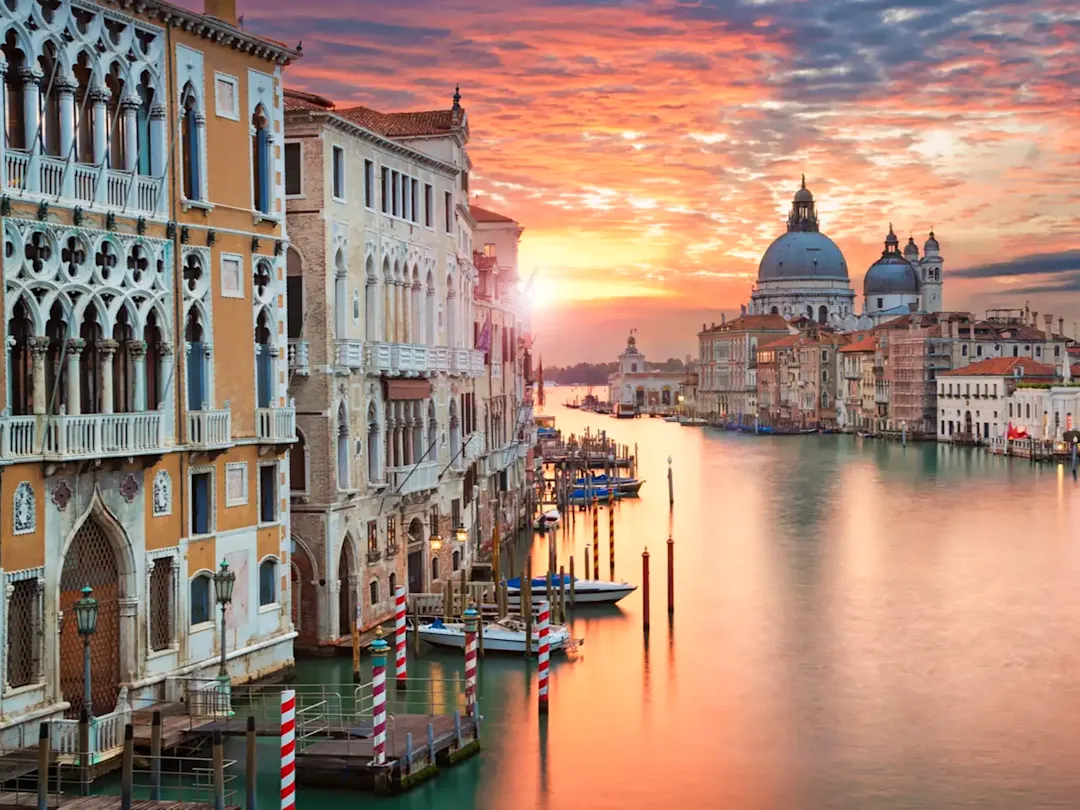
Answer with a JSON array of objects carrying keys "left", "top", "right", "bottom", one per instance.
[
  {"left": 259, "top": 464, "right": 277, "bottom": 523},
  {"left": 332, "top": 145, "right": 345, "bottom": 201},
  {"left": 220, "top": 253, "right": 243, "bottom": 298},
  {"left": 391, "top": 172, "right": 400, "bottom": 216},
  {"left": 284, "top": 142, "right": 302, "bottom": 197},
  {"left": 190, "top": 575, "right": 211, "bottom": 626},
  {"left": 445, "top": 191, "right": 453, "bottom": 234},
  {"left": 191, "top": 471, "right": 213, "bottom": 536},
  {"left": 484, "top": 243, "right": 496, "bottom": 257},
  {"left": 451, "top": 498, "right": 461, "bottom": 532},
  {"left": 364, "top": 160, "right": 374, "bottom": 208},
  {"left": 403, "top": 174, "right": 411, "bottom": 221},
  {"left": 259, "top": 559, "right": 277, "bottom": 606},
  {"left": 6, "top": 579, "right": 38, "bottom": 687},
  {"left": 380, "top": 167, "right": 389, "bottom": 213},
  {"left": 424, "top": 184, "right": 433, "bottom": 227},
  {"left": 367, "top": 520, "right": 378, "bottom": 553},
  {"left": 430, "top": 505, "right": 439, "bottom": 537},
  {"left": 411, "top": 178, "right": 419, "bottom": 223},
  {"left": 213, "top": 73, "right": 239, "bottom": 120},
  {"left": 225, "top": 462, "right": 248, "bottom": 507},
  {"left": 387, "top": 516, "right": 397, "bottom": 550},
  {"left": 149, "top": 559, "right": 174, "bottom": 651}
]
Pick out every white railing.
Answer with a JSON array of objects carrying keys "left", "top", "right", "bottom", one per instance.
[
  {"left": 5, "top": 150, "right": 29, "bottom": 190},
  {"left": 463, "top": 431, "right": 485, "bottom": 463},
  {"left": 0, "top": 416, "right": 38, "bottom": 460},
  {"left": 39, "top": 154, "right": 64, "bottom": 196},
  {"left": 451, "top": 348, "right": 470, "bottom": 375},
  {"left": 72, "top": 164, "right": 96, "bottom": 202},
  {"left": 468, "top": 349, "right": 484, "bottom": 376},
  {"left": 187, "top": 408, "right": 231, "bottom": 448},
  {"left": 288, "top": 339, "right": 310, "bottom": 375},
  {"left": 430, "top": 345, "right": 451, "bottom": 373},
  {"left": 133, "top": 175, "right": 158, "bottom": 212},
  {"left": 256, "top": 406, "right": 296, "bottom": 443},
  {"left": 391, "top": 343, "right": 428, "bottom": 375},
  {"left": 39, "top": 412, "right": 165, "bottom": 458},
  {"left": 369, "top": 341, "right": 393, "bottom": 374},
  {"left": 334, "top": 339, "right": 364, "bottom": 370},
  {"left": 50, "top": 704, "right": 131, "bottom": 764},
  {"left": 105, "top": 170, "right": 129, "bottom": 207},
  {"left": 387, "top": 460, "right": 439, "bottom": 495}
]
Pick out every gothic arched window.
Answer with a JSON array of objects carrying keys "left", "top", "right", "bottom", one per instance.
[
  {"left": 252, "top": 104, "right": 271, "bottom": 213},
  {"left": 180, "top": 83, "right": 202, "bottom": 200}
]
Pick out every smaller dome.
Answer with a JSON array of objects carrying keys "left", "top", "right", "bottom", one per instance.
[
  {"left": 924, "top": 230, "right": 939, "bottom": 252},
  {"left": 864, "top": 257, "right": 919, "bottom": 296},
  {"left": 904, "top": 236, "right": 919, "bottom": 258}
]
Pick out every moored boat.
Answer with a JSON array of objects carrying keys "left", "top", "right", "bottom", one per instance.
[
  {"left": 679, "top": 417, "right": 706, "bottom": 426},
  {"left": 412, "top": 616, "right": 578, "bottom": 654},
  {"left": 663, "top": 415, "right": 680, "bottom": 423},
  {"left": 534, "top": 508, "right": 561, "bottom": 530},
  {"left": 506, "top": 574, "right": 637, "bottom": 605},
  {"left": 573, "top": 474, "right": 645, "bottom": 497}
]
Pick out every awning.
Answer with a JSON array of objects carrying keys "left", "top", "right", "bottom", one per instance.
[{"left": 384, "top": 379, "right": 432, "bottom": 400}]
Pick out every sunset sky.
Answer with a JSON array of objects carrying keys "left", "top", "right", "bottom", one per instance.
[{"left": 228, "top": 0, "right": 1080, "bottom": 364}]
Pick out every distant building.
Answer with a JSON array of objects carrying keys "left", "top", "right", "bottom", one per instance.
[
  {"left": 937, "top": 357, "right": 1059, "bottom": 442},
  {"left": 698, "top": 314, "right": 790, "bottom": 421},
  {"left": 607, "top": 334, "right": 685, "bottom": 413}
]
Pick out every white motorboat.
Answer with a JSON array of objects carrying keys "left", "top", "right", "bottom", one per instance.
[
  {"left": 533, "top": 508, "right": 561, "bottom": 530},
  {"left": 412, "top": 616, "right": 578, "bottom": 654},
  {"left": 506, "top": 575, "right": 637, "bottom": 605}
]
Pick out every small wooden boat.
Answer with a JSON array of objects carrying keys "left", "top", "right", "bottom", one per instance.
[
  {"left": 663, "top": 415, "right": 680, "bottom": 423},
  {"left": 506, "top": 575, "right": 637, "bottom": 605},
  {"left": 679, "top": 417, "right": 706, "bottom": 426},
  {"left": 534, "top": 508, "right": 561, "bottom": 530},
  {"left": 568, "top": 486, "right": 613, "bottom": 506},
  {"left": 413, "top": 617, "right": 578, "bottom": 654},
  {"left": 573, "top": 474, "right": 644, "bottom": 497}
]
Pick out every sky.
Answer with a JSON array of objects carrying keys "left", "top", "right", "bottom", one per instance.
[{"left": 224, "top": 0, "right": 1080, "bottom": 365}]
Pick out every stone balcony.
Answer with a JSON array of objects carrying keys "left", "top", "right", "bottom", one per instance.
[
  {"left": 256, "top": 406, "right": 297, "bottom": 444},
  {"left": 187, "top": 409, "right": 232, "bottom": 450},
  {"left": 334, "top": 339, "right": 364, "bottom": 371},
  {"left": 5, "top": 150, "right": 165, "bottom": 217},
  {"left": 0, "top": 411, "right": 166, "bottom": 463},
  {"left": 366, "top": 342, "right": 486, "bottom": 378},
  {"left": 386, "top": 460, "right": 440, "bottom": 495},
  {"left": 288, "top": 340, "right": 310, "bottom": 376}
]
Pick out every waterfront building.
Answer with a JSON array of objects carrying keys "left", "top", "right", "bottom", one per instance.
[
  {"left": 838, "top": 332, "right": 876, "bottom": 430},
  {"left": 696, "top": 314, "right": 789, "bottom": 422},
  {"left": 469, "top": 205, "right": 533, "bottom": 549},
  {"left": 795, "top": 328, "right": 849, "bottom": 428},
  {"left": 863, "top": 228, "right": 943, "bottom": 323},
  {"left": 607, "top": 333, "right": 686, "bottom": 413},
  {"left": 0, "top": 0, "right": 298, "bottom": 737},
  {"left": 1005, "top": 381, "right": 1080, "bottom": 443},
  {"left": 283, "top": 88, "right": 486, "bottom": 646},
  {"left": 937, "top": 357, "right": 1058, "bottom": 442}
]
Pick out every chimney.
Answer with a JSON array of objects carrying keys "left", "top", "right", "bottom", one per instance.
[
  {"left": 1044, "top": 313, "right": 1053, "bottom": 337},
  {"left": 1059, "top": 317, "right": 1064, "bottom": 337},
  {"left": 1032, "top": 311, "right": 1038, "bottom": 330},
  {"left": 204, "top": 0, "right": 237, "bottom": 25}
]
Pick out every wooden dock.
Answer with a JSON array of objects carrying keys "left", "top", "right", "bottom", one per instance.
[{"left": 0, "top": 796, "right": 235, "bottom": 809}]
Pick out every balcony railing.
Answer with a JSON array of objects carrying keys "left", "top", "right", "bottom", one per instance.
[
  {"left": 463, "top": 432, "right": 485, "bottom": 463},
  {"left": 187, "top": 409, "right": 231, "bottom": 449},
  {"left": 4, "top": 151, "right": 164, "bottom": 216},
  {"left": 334, "top": 339, "right": 364, "bottom": 371},
  {"left": 288, "top": 339, "right": 310, "bottom": 376},
  {"left": 390, "top": 343, "right": 428, "bottom": 376},
  {"left": 256, "top": 406, "right": 296, "bottom": 443},
  {"left": 386, "top": 460, "right": 439, "bottom": 495},
  {"left": 0, "top": 412, "right": 165, "bottom": 461},
  {"left": 430, "top": 346, "right": 451, "bottom": 373},
  {"left": 368, "top": 342, "right": 393, "bottom": 374}
]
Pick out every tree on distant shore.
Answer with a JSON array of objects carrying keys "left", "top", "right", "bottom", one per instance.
[{"left": 546, "top": 357, "right": 685, "bottom": 384}]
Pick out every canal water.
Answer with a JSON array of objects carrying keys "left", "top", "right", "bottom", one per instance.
[{"left": 250, "top": 386, "right": 1080, "bottom": 809}]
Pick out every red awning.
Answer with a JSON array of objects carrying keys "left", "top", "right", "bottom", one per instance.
[{"left": 384, "top": 379, "right": 432, "bottom": 400}]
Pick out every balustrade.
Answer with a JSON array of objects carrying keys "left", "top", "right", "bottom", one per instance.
[
  {"left": 187, "top": 409, "right": 231, "bottom": 448},
  {"left": 256, "top": 406, "right": 296, "bottom": 443}
]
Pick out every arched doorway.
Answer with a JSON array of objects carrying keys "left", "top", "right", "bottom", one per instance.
[
  {"left": 407, "top": 518, "right": 424, "bottom": 594},
  {"left": 964, "top": 410, "right": 973, "bottom": 436},
  {"left": 337, "top": 537, "right": 355, "bottom": 640},
  {"left": 290, "top": 537, "right": 317, "bottom": 649},
  {"left": 60, "top": 518, "right": 122, "bottom": 717}
]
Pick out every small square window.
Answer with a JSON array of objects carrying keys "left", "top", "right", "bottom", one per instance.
[
  {"left": 259, "top": 464, "right": 277, "bottom": 523},
  {"left": 284, "top": 142, "right": 302, "bottom": 197},
  {"left": 220, "top": 253, "right": 243, "bottom": 298},
  {"left": 332, "top": 146, "right": 345, "bottom": 201},
  {"left": 225, "top": 462, "right": 247, "bottom": 507},
  {"left": 214, "top": 73, "right": 239, "bottom": 121}
]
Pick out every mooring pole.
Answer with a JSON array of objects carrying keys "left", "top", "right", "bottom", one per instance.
[
  {"left": 463, "top": 607, "right": 479, "bottom": 718},
  {"left": 609, "top": 501, "right": 615, "bottom": 580},
  {"left": 78, "top": 707, "right": 90, "bottom": 796},
  {"left": 121, "top": 724, "right": 134, "bottom": 810},
  {"left": 524, "top": 556, "right": 534, "bottom": 658},
  {"left": 212, "top": 728, "right": 225, "bottom": 810},
  {"left": 559, "top": 565, "right": 567, "bottom": 623},
  {"left": 36, "top": 722, "right": 48, "bottom": 810},
  {"left": 352, "top": 600, "right": 361, "bottom": 684},
  {"left": 667, "top": 455, "right": 674, "bottom": 508},
  {"left": 569, "top": 556, "right": 576, "bottom": 606},
  {"left": 667, "top": 536, "right": 675, "bottom": 616},
  {"left": 246, "top": 715, "right": 257, "bottom": 810},
  {"left": 584, "top": 545, "right": 591, "bottom": 580},
  {"left": 395, "top": 586, "right": 408, "bottom": 689},
  {"left": 642, "top": 547, "right": 651, "bottom": 634},
  {"left": 538, "top": 599, "right": 550, "bottom": 715},
  {"left": 150, "top": 710, "right": 162, "bottom": 800},
  {"left": 592, "top": 505, "right": 599, "bottom": 578}
]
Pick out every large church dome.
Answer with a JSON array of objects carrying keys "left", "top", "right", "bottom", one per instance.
[
  {"left": 757, "top": 176, "right": 848, "bottom": 282},
  {"left": 864, "top": 225, "right": 919, "bottom": 295}
]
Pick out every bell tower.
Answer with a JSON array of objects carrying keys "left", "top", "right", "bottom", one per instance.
[{"left": 920, "top": 230, "right": 943, "bottom": 313}]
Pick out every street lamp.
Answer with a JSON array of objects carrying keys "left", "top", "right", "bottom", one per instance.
[
  {"left": 73, "top": 586, "right": 98, "bottom": 716},
  {"left": 430, "top": 533, "right": 443, "bottom": 552},
  {"left": 455, "top": 522, "right": 467, "bottom": 544},
  {"left": 213, "top": 560, "right": 235, "bottom": 682}
]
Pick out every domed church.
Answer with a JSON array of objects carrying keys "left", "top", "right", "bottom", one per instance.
[{"left": 745, "top": 178, "right": 944, "bottom": 330}]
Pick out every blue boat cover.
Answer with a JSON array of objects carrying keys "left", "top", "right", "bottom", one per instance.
[{"left": 506, "top": 574, "right": 577, "bottom": 589}]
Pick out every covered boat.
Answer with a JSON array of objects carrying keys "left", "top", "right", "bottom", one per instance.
[
  {"left": 572, "top": 474, "right": 644, "bottom": 497},
  {"left": 412, "top": 617, "right": 577, "bottom": 654},
  {"left": 506, "top": 574, "right": 637, "bottom": 605},
  {"left": 534, "top": 508, "right": 561, "bottom": 530}
]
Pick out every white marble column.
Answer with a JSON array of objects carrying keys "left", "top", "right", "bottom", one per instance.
[
  {"left": 129, "top": 340, "right": 147, "bottom": 411},
  {"left": 121, "top": 95, "right": 140, "bottom": 172},
  {"left": 56, "top": 76, "right": 76, "bottom": 158},
  {"left": 19, "top": 67, "right": 42, "bottom": 153},
  {"left": 149, "top": 104, "right": 167, "bottom": 177},
  {"left": 98, "top": 339, "right": 118, "bottom": 414},
  {"left": 90, "top": 87, "right": 109, "bottom": 166},
  {"left": 65, "top": 339, "right": 84, "bottom": 415},
  {"left": 30, "top": 337, "right": 49, "bottom": 416}
]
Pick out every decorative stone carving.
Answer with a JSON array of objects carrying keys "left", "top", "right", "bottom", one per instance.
[
  {"left": 152, "top": 470, "right": 171, "bottom": 516},
  {"left": 120, "top": 473, "right": 139, "bottom": 503},
  {"left": 13, "top": 482, "right": 35, "bottom": 535},
  {"left": 52, "top": 480, "right": 72, "bottom": 511}
]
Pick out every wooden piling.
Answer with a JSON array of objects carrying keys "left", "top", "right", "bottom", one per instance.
[
  {"left": 212, "top": 728, "right": 225, "bottom": 810},
  {"left": 78, "top": 707, "right": 90, "bottom": 795},
  {"left": 246, "top": 715, "right": 257, "bottom": 810},
  {"left": 642, "top": 547, "right": 651, "bottom": 634},
  {"left": 492, "top": 520, "right": 501, "bottom": 584},
  {"left": 524, "top": 556, "right": 534, "bottom": 658},
  {"left": 559, "top": 565, "right": 567, "bottom": 623},
  {"left": 121, "top": 724, "right": 134, "bottom": 810},
  {"left": 609, "top": 503, "right": 615, "bottom": 580},
  {"left": 36, "top": 722, "right": 48, "bottom": 810},
  {"left": 667, "top": 536, "right": 675, "bottom": 616},
  {"left": 351, "top": 606, "right": 361, "bottom": 683},
  {"left": 569, "top": 556, "right": 576, "bottom": 606},
  {"left": 460, "top": 566, "right": 468, "bottom": 618},
  {"left": 443, "top": 578, "right": 453, "bottom": 620},
  {"left": 150, "top": 710, "right": 162, "bottom": 800},
  {"left": 667, "top": 456, "right": 674, "bottom": 508},
  {"left": 477, "top": 602, "right": 485, "bottom": 658},
  {"left": 412, "top": 608, "right": 422, "bottom": 657}
]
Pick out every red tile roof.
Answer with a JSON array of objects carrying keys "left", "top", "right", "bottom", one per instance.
[
  {"left": 284, "top": 89, "right": 464, "bottom": 137},
  {"left": 839, "top": 332, "right": 876, "bottom": 352},
  {"left": 759, "top": 334, "right": 801, "bottom": 349},
  {"left": 701, "top": 314, "right": 790, "bottom": 334},
  {"left": 284, "top": 89, "right": 333, "bottom": 111},
  {"left": 470, "top": 205, "right": 516, "bottom": 223},
  {"left": 939, "top": 356, "right": 1058, "bottom": 378}
]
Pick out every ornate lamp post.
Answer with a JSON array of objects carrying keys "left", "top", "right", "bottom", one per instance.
[
  {"left": 455, "top": 522, "right": 467, "bottom": 545},
  {"left": 213, "top": 560, "right": 235, "bottom": 684},
  {"left": 73, "top": 586, "right": 99, "bottom": 717}
]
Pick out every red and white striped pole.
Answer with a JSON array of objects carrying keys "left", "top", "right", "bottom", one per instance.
[
  {"left": 370, "top": 637, "right": 389, "bottom": 765},
  {"left": 537, "top": 599, "right": 550, "bottom": 714},
  {"left": 280, "top": 689, "right": 296, "bottom": 810},
  {"left": 463, "top": 607, "right": 479, "bottom": 718},
  {"left": 394, "top": 586, "right": 407, "bottom": 687}
]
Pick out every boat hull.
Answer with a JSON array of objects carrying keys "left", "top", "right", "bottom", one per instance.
[
  {"left": 414, "top": 623, "right": 573, "bottom": 654},
  {"left": 508, "top": 581, "right": 636, "bottom": 605}
]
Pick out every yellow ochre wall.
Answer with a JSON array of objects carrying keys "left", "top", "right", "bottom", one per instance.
[
  {"left": 145, "top": 454, "right": 184, "bottom": 550},
  {"left": 0, "top": 465, "right": 46, "bottom": 570}
]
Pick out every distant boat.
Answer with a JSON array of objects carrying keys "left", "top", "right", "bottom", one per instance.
[
  {"left": 663, "top": 415, "right": 680, "bottom": 423},
  {"left": 412, "top": 616, "right": 578, "bottom": 654},
  {"left": 679, "top": 417, "right": 706, "bottom": 426},
  {"left": 614, "top": 403, "right": 637, "bottom": 419},
  {"left": 572, "top": 474, "right": 644, "bottom": 496},
  {"left": 568, "top": 486, "right": 613, "bottom": 505},
  {"left": 534, "top": 508, "right": 561, "bottom": 530},
  {"left": 507, "top": 574, "right": 637, "bottom": 605}
]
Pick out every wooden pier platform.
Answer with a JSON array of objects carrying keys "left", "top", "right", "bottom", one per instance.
[{"left": 0, "top": 795, "right": 234, "bottom": 809}]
